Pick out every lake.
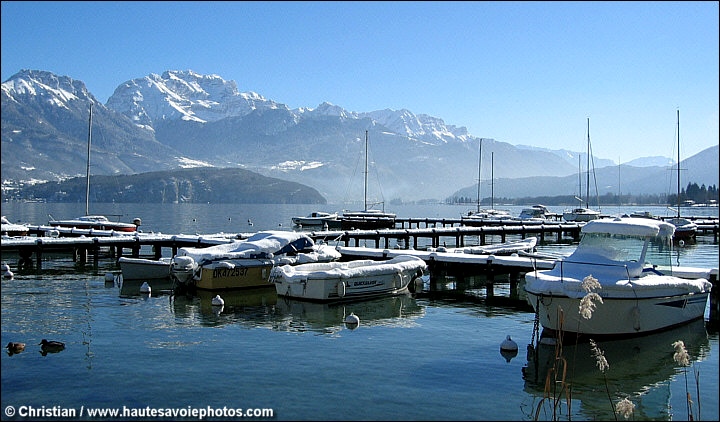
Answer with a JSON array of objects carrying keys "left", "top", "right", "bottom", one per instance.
[{"left": 1, "top": 202, "right": 718, "bottom": 420}]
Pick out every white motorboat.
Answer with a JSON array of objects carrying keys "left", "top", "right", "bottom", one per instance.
[
  {"left": 562, "top": 207, "right": 601, "bottom": 222},
  {"left": 170, "top": 231, "right": 341, "bottom": 291},
  {"left": 524, "top": 217, "right": 712, "bottom": 337},
  {"left": 271, "top": 255, "right": 427, "bottom": 302},
  {"left": 118, "top": 257, "right": 174, "bottom": 281},
  {"left": 518, "top": 205, "right": 554, "bottom": 221},
  {"left": 291, "top": 211, "right": 341, "bottom": 229},
  {"left": 461, "top": 208, "right": 515, "bottom": 225}
]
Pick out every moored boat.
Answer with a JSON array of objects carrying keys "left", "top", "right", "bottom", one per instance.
[
  {"left": 170, "top": 231, "right": 341, "bottom": 292},
  {"left": 47, "top": 104, "right": 141, "bottom": 233},
  {"left": 49, "top": 214, "right": 141, "bottom": 232},
  {"left": 524, "top": 217, "right": 712, "bottom": 338},
  {"left": 518, "top": 204, "right": 556, "bottom": 221},
  {"left": 440, "top": 236, "right": 538, "bottom": 255},
  {"left": 271, "top": 254, "right": 427, "bottom": 302},
  {"left": 118, "top": 256, "right": 173, "bottom": 281},
  {"left": 340, "top": 209, "right": 397, "bottom": 230},
  {"left": 562, "top": 207, "right": 600, "bottom": 222},
  {"left": 666, "top": 217, "right": 697, "bottom": 242},
  {"left": 292, "top": 211, "right": 341, "bottom": 229},
  {"left": 339, "top": 130, "right": 396, "bottom": 230},
  {"left": 1, "top": 216, "right": 29, "bottom": 237}
]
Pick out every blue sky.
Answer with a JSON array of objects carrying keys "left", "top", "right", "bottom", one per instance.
[{"left": 2, "top": 1, "right": 718, "bottom": 163}]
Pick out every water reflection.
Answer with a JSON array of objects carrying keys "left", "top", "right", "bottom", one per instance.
[
  {"left": 170, "top": 286, "right": 278, "bottom": 327},
  {"left": 119, "top": 277, "right": 176, "bottom": 298},
  {"left": 168, "top": 287, "right": 427, "bottom": 333},
  {"left": 522, "top": 319, "right": 711, "bottom": 420},
  {"left": 272, "top": 293, "right": 426, "bottom": 334}
]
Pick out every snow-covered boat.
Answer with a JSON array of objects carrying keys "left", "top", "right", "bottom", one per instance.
[
  {"left": 447, "top": 237, "right": 537, "bottom": 255},
  {"left": 518, "top": 205, "right": 556, "bottom": 221},
  {"left": 170, "top": 231, "right": 341, "bottom": 292},
  {"left": 271, "top": 255, "right": 427, "bottom": 302},
  {"left": 1, "top": 216, "right": 29, "bottom": 237},
  {"left": 562, "top": 207, "right": 601, "bottom": 222},
  {"left": 291, "top": 211, "right": 341, "bottom": 229},
  {"left": 524, "top": 217, "right": 712, "bottom": 338},
  {"left": 48, "top": 214, "right": 141, "bottom": 233}
]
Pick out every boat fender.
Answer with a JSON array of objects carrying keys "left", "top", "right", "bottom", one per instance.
[
  {"left": 409, "top": 274, "right": 423, "bottom": 294},
  {"left": 632, "top": 306, "right": 641, "bottom": 331},
  {"left": 2, "top": 263, "right": 14, "bottom": 280},
  {"left": 344, "top": 312, "right": 360, "bottom": 328},
  {"left": 500, "top": 335, "right": 518, "bottom": 351},
  {"left": 337, "top": 281, "right": 346, "bottom": 298}
]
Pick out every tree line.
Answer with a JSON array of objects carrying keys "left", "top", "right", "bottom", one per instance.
[{"left": 446, "top": 182, "right": 719, "bottom": 206}]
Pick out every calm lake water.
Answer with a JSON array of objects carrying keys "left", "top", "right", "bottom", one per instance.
[{"left": 2, "top": 202, "right": 718, "bottom": 421}]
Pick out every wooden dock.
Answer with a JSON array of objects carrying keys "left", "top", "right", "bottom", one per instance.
[
  {"left": 2, "top": 223, "right": 718, "bottom": 322},
  {"left": 1, "top": 228, "right": 242, "bottom": 270}
]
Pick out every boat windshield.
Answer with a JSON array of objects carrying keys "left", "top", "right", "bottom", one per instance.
[{"left": 577, "top": 232, "right": 673, "bottom": 267}]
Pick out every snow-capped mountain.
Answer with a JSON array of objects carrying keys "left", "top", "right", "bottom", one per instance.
[
  {"left": 1, "top": 69, "right": 186, "bottom": 183},
  {"left": 106, "top": 70, "right": 290, "bottom": 128},
  {"left": 2, "top": 69, "right": 716, "bottom": 203},
  {"left": 106, "top": 70, "right": 473, "bottom": 147}
]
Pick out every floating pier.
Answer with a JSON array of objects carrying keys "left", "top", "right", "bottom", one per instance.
[{"left": 2, "top": 220, "right": 717, "bottom": 323}]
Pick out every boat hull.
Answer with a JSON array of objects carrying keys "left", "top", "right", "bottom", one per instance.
[
  {"left": 272, "top": 256, "right": 426, "bottom": 302},
  {"left": 562, "top": 208, "right": 600, "bottom": 222},
  {"left": 172, "top": 258, "right": 275, "bottom": 291},
  {"left": 525, "top": 290, "right": 709, "bottom": 337},
  {"left": 49, "top": 218, "right": 139, "bottom": 232},
  {"left": 118, "top": 257, "right": 172, "bottom": 281},
  {"left": 291, "top": 212, "right": 342, "bottom": 229},
  {"left": 339, "top": 216, "right": 396, "bottom": 230}
]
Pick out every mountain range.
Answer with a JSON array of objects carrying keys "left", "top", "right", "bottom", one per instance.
[{"left": 1, "top": 69, "right": 717, "bottom": 203}]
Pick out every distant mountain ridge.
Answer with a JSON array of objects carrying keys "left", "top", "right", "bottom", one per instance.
[{"left": 2, "top": 69, "right": 717, "bottom": 203}]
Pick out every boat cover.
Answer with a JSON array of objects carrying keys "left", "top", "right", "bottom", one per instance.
[
  {"left": 273, "top": 255, "right": 427, "bottom": 282},
  {"left": 176, "top": 231, "right": 316, "bottom": 262},
  {"left": 581, "top": 217, "right": 675, "bottom": 238}
]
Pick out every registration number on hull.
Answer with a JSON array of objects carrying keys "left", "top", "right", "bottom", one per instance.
[{"left": 212, "top": 267, "right": 249, "bottom": 279}]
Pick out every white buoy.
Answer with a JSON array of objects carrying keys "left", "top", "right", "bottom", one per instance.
[
  {"left": 500, "top": 335, "right": 519, "bottom": 362},
  {"left": 344, "top": 312, "right": 360, "bottom": 328},
  {"left": 500, "top": 335, "right": 518, "bottom": 352},
  {"left": 139, "top": 282, "right": 151, "bottom": 294},
  {"left": 212, "top": 294, "right": 225, "bottom": 306},
  {"left": 2, "top": 263, "right": 14, "bottom": 279}
]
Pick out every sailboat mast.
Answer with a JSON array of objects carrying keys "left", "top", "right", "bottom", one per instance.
[
  {"left": 85, "top": 103, "right": 93, "bottom": 216},
  {"left": 364, "top": 130, "right": 369, "bottom": 212},
  {"left": 585, "top": 117, "right": 590, "bottom": 208},
  {"left": 676, "top": 109, "right": 681, "bottom": 218},
  {"left": 476, "top": 139, "right": 482, "bottom": 213},
  {"left": 491, "top": 152, "right": 494, "bottom": 209}
]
